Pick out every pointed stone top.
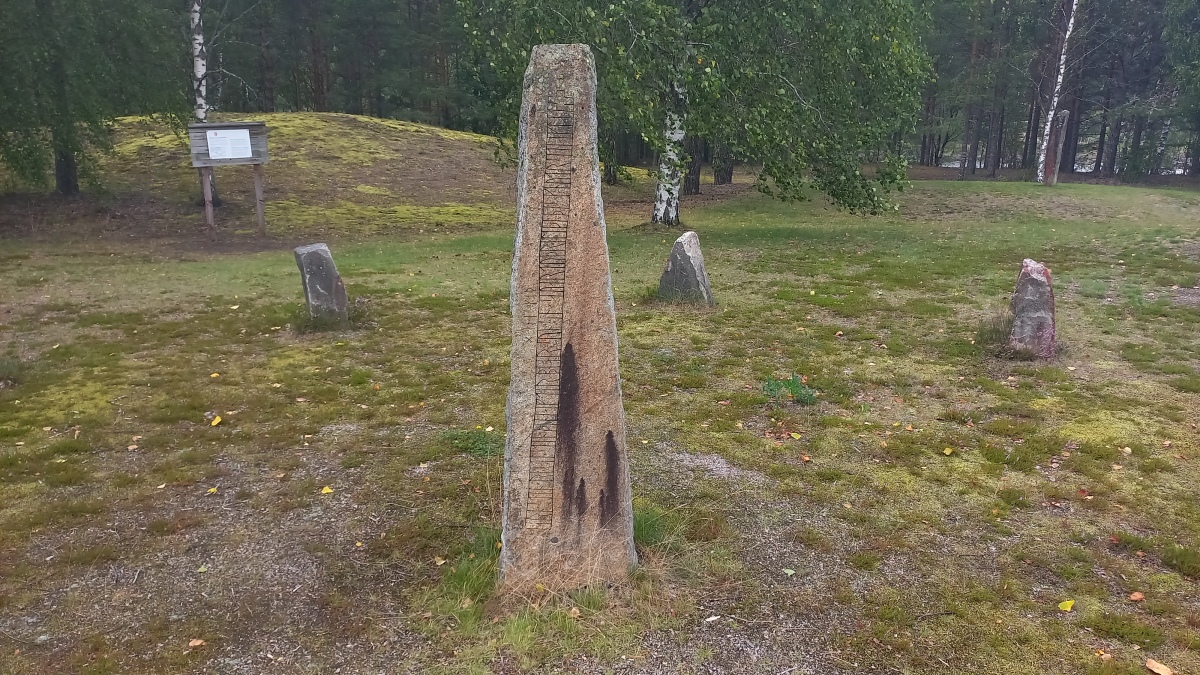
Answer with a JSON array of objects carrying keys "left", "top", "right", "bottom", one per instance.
[{"left": 1021, "top": 258, "right": 1050, "bottom": 279}]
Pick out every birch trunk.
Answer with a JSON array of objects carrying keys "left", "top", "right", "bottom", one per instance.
[
  {"left": 651, "top": 110, "right": 685, "bottom": 226},
  {"left": 1036, "top": 0, "right": 1080, "bottom": 184},
  {"left": 191, "top": 0, "right": 221, "bottom": 206},
  {"left": 191, "top": 0, "right": 207, "bottom": 121}
]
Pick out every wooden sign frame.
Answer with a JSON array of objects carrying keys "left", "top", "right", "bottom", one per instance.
[{"left": 187, "top": 122, "right": 270, "bottom": 235}]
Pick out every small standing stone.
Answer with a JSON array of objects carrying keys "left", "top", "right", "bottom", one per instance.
[
  {"left": 294, "top": 243, "right": 348, "bottom": 323},
  {"left": 657, "top": 231, "right": 714, "bottom": 305},
  {"left": 500, "top": 44, "right": 636, "bottom": 592},
  {"left": 1009, "top": 258, "right": 1055, "bottom": 358}
]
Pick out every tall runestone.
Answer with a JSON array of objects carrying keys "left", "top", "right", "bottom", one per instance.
[
  {"left": 1009, "top": 258, "right": 1056, "bottom": 358},
  {"left": 500, "top": 44, "right": 636, "bottom": 591},
  {"left": 658, "top": 231, "right": 715, "bottom": 304},
  {"left": 294, "top": 243, "right": 349, "bottom": 323}
]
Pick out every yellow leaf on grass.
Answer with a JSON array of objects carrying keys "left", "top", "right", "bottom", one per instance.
[
  {"left": 321, "top": 486, "right": 334, "bottom": 494},
  {"left": 943, "top": 447, "right": 955, "bottom": 455},
  {"left": 210, "top": 416, "right": 221, "bottom": 426},
  {"left": 790, "top": 433, "right": 802, "bottom": 440},
  {"left": 210, "top": 373, "right": 220, "bottom": 378},
  {"left": 434, "top": 557, "right": 447, "bottom": 566},
  {"left": 1058, "top": 599, "right": 1075, "bottom": 612},
  {"left": 206, "top": 487, "right": 218, "bottom": 495}
]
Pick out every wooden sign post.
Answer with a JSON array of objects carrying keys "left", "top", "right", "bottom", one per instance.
[{"left": 187, "top": 122, "right": 270, "bottom": 235}]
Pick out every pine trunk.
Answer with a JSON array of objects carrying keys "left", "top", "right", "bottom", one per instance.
[
  {"left": 682, "top": 136, "right": 702, "bottom": 195},
  {"left": 712, "top": 142, "right": 733, "bottom": 184},
  {"left": 1104, "top": 118, "right": 1122, "bottom": 176}
]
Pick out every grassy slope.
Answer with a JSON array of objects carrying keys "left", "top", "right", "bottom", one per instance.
[{"left": 2, "top": 115, "right": 1200, "bottom": 673}]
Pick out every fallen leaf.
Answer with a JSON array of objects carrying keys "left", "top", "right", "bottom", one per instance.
[
  {"left": 197, "top": 565, "right": 208, "bottom": 573},
  {"left": 1058, "top": 599, "right": 1075, "bottom": 612},
  {"left": 1163, "top": 440, "right": 1173, "bottom": 448},
  {"left": 1068, "top": 366, "right": 1077, "bottom": 371},
  {"left": 568, "top": 607, "right": 581, "bottom": 618},
  {"left": 272, "top": 383, "right": 282, "bottom": 388},
  {"left": 704, "top": 615, "right": 721, "bottom": 622},
  {"left": 434, "top": 557, "right": 447, "bottom": 566},
  {"left": 485, "top": 426, "right": 494, "bottom": 432},
  {"left": 127, "top": 445, "right": 138, "bottom": 451},
  {"left": 835, "top": 331, "right": 844, "bottom": 337},
  {"left": 206, "top": 487, "right": 218, "bottom": 495},
  {"left": 843, "top": 503, "right": 853, "bottom": 509},
  {"left": 356, "top": 541, "right": 363, "bottom": 547},
  {"left": 943, "top": 447, "right": 955, "bottom": 456},
  {"left": 42, "top": 427, "right": 52, "bottom": 432},
  {"left": 229, "top": 305, "right": 240, "bottom": 310},
  {"left": 210, "top": 373, "right": 220, "bottom": 378},
  {"left": 156, "top": 483, "right": 167, "bottom": 489},
  {"left": 1146, "top": 658, "right": 1175, "bottom": 675},
  {"left": 783, "top": 568, "right": 796, "bottom": 577},
  {"left": 1129, "top": 591, "right": 1145, "bottom": 602},
  {"left": 210, "top": 415, "right": 222, "bottom": 427},
  {"left": 295, "top": 398, "right": 307, "bottom": 403},
  {"left": 188, "top": 639, "right": 206, "bottom": 648},
  {"left": 801, "top": 455, "right": 812, "bottom": 462},
  {"left": 321, "top": 486, "right": 334, "bottom": 494},
  {"left": 790, "top": 432, "right": 802, "bottom": 440}
]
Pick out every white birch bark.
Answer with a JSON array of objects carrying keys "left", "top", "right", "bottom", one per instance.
[
  {"left": 652, "top": 111, "right": 685, "bottom": 225},
  {"left": 1036, "top": 0, "right": 1080, "bottom": 184},
  {"left": 191, "top": 0, "right": 208, "bottom": 122}
]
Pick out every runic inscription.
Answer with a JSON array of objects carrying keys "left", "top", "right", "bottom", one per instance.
[{"left": 526, "top": 88, "right": 574, "bottom": 529}]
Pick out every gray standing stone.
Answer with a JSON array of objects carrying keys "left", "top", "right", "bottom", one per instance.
[
  {"left": 500, "top": 44, "right": 636, "bottom": 592},
  {"left": 657, "top": 230, "right": 714, "bottom": 304},
  {"left": 294, "top": 243, "right": 348, "bottom": 323},
  {"left": 1009, "top": 258, "right": 1055, "bottom": 358}
]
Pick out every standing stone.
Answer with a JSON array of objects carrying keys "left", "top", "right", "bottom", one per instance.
[
  {"left": 1009, "top": 258, "right": 1055, "bottom": 358},
  {"left": 293, "top": 243, "right": 349, "bottom": 323},
  {"left": 500, "top": 44, "right": 636, "bottom": 591},
  {"left": 657, "top": 231, "right": 714, "bottom": 304}
]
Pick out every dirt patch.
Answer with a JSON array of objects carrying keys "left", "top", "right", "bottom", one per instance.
[{"left": 1171, "top": 287, "right": 1200, "bottom": 307}]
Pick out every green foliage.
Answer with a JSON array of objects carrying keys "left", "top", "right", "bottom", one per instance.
[
  {"left": 0, "top": 0, "right": 186, "bottom": 192},
  {"left": 459, "top": 0, "right": 927, "bottom": 213},
  {"left": 762, "top": 374, "right": 818, "bottom": 406}
]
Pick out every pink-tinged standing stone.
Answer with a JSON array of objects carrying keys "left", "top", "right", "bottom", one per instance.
[{"left": 1009, "top": 258, "right": 1055, "bottom": 358}]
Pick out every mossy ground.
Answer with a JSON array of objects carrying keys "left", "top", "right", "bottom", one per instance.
[{"left": 2, "top": 132, "right": 1200, "bottom": 672}]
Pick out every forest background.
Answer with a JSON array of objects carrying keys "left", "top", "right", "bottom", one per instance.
[{"left": 1, "top": 0, "right": 1200, "bottom": 197}]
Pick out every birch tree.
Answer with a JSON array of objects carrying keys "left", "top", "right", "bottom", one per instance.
[
  {"left": 190, "top": 0, "right": 225, "bottom": 206},
  {"left": 1036, "top": 0, "right": 1081, "bottom": 184}
]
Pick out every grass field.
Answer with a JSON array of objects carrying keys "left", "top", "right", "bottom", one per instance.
[{"left": 2, "top": 115, "right": 1200, "bottom": 674}]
